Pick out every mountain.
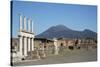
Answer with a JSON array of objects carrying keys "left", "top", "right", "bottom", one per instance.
[{"left": 36, "top": 25, "right": 97, "bottom": 39}]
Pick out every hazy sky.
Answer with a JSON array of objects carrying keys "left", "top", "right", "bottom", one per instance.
[{"left": 12, "top": 1, "right": 97, "bottom": 37}]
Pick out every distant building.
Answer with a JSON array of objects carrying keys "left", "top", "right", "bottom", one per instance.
[
  {"left": 11, "top": 38, "right": 54, "bottom": 54},
  {"left": 34, "top": 38, "right": 54, "bottom": 50},
  {"left": 11, "top": 37, "right": 97, "bottom": 54},
  {"left": 57, "top": 37, "right": 97, "bottom": 49},
  {"left": 57, "top": 38, "right": 75, "bottom": 47}
]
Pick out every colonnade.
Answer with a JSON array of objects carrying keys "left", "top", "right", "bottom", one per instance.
[{"left": 18, "top": 14, "right": 34, "bottom": 57}]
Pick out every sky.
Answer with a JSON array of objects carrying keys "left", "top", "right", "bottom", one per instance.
[{"left": 11, "top": 1, "right": 97, "bottom": 37}]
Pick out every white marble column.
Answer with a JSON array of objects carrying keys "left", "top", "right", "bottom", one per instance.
[
  {"left": 28, "top": 19, "right": 31, "bottom": 32},
  {"left": 24, "top": 37, "right": 27, "bottom": 56},
  {"left": 28, "top": 38, "right": 31, "bottom": 51},
  {"left": 19, "top": 36, "right": 23, "bottom": 56},
  {"left": 19, "top": 15, "right": 22, "bottom": 31},
  {"left": 31, "top": 38, "right": 34, "bottom": 51},
  {"left": 53, "top": 38, "right": 59, "bottom": 55},
  {"left": 24, "top": 16, "right": 26, "bottom": 31},
  {"left": 31, "top": 20, "right": 33, "bottom": 33}
]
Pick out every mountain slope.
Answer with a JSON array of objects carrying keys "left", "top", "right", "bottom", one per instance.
[{"left": 36, "top": 25, "right": 97, "bottom": 39}]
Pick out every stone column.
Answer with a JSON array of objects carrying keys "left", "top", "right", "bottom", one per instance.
[
  {"left": 19, "top": 15, "right": 22, "bottom": 31},
  {"left": 24, "top": 16, "right": 26, "bottom": 31},
  {"left": 42, "top": 43, "right": 46, "bottom": 57},
  {"left": 42, "top": 43, "right": 45, "bottom": 51},
  {"left": 78, "top": 39, "right": 81, "bottom": 47},
  {"left": 28, "top": 38, "right": 30, "bottom": 51},
  {"left": 31, "top": 38, "right": 34, "bottom": 51},
  {"left": 31, "top": 20, "right": 33, "bottom": 33},
  {"left": 19, "top": 36, "right": 23, "bottom": 56},
  {"left": 53, "top": 38, "right": 59, "bottom": 55},
  {"left": 28, "top": 19, "right": 31, "bottom": 32},
  {"left": 24, "top": 37, "right": 27, "bottom": 56}
]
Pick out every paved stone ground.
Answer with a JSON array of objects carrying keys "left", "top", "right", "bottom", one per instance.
[{"left": 13, "top": 48, "right": 97, "bottom": 66}]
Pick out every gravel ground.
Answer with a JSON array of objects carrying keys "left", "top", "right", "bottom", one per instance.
[{"left": 13, "top": 48, "right": 97, "bottom": 66}]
